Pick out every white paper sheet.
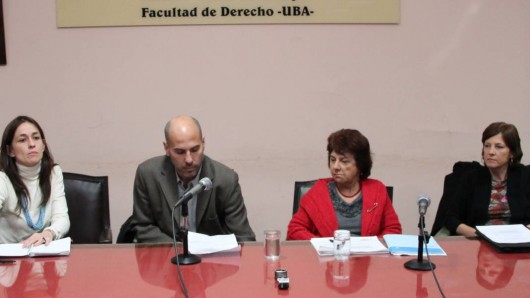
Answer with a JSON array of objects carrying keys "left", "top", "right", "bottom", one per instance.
[
  {"left": 188, "top": 232, "right": 240, "bottom": 254},
  {"left": 476, "top": 224, "right": 530, "bottom": 244},
  {"left": 0, "top": 237, "right": 71, "bottom": 257},
  {"left": 310, "top": 236, "right": 388, "bottom": 256}
]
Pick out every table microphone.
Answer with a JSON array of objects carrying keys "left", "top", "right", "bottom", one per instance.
[
  {"left": 417, "top": 195, "right": 431, "bottom": 216},
  {"left": 174, "top": 177, "right": 213, "bottom": 207},
  {"left": 171, "top": 177, "right": 213, "bottom": 267},
  {"left": 405, "top": 194, "right": 435, "bottom": 271}
]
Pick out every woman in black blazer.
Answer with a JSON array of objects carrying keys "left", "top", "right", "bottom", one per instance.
[{"left": 446, "top": 122, "right": 530, "bottom": 237}]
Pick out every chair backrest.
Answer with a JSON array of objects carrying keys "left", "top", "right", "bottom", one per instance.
[
  {"left": 431, "top": 161, "right": 482, "bottom": 236},
  {"left": 117, "top": 215, "right": 135, "bottom": 243},
  {"left": 63, "top": 172, "right": 112, "bottom": 244},
  {"left": 293, "top": 180, "right": 317, "bottom": 215},
  {"left": 292, "top": 180, "right": 394, "bottom": 215}
]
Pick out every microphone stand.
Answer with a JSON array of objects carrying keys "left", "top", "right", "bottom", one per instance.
[
  {"left": 171, "top": 202, "right": 201, "bottom": 265},
  {"left": 404, "top": 214, "right": 436, "bottom": 271}
]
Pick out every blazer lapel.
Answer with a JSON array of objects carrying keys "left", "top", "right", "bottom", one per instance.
[
  {"left": 157, "top": 157, "right": 180, "bottom": 222},
  {"left": 507, "top": 166, "right": 522, "bottom": 213}
]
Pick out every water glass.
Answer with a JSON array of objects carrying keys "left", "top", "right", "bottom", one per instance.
[
  {"left": 333, "top": 230, "right": 351, "bottom": 260},
  {"left": 264, "top": 230, "right": 281, "bottom": 260}
]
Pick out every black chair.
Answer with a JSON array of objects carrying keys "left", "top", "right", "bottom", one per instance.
[
  {"left": 431, "top": 161, "right": 482, "bottom": 236},
  {"left": 117, "top": 215, "right": 136, "bottom": 243},
  {"left": 63, "top": 172, "right": 112, "bottom": 244},
  {"left": 293, "top": 180, "right": 394, "bottom": 215},
  {"left": 293, "top": 180, "right": 317, "bottom": 215}
]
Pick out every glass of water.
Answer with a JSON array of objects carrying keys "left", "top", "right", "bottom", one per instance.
[
  {"left": 333, "top": 230, "right": 351, "bottom": 260},
  {"left": 264, "top": 230, "right": 281, "bottom": 260}
]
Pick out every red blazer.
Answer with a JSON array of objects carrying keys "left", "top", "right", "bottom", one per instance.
[{"left": 287, "top": 178, "right": 402, "bottom": 240}]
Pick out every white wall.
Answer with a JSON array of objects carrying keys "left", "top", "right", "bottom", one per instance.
[{"left": 1, "top": 1, "right": 529, "bottom": 241}]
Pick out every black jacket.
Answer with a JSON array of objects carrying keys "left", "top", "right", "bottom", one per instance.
[{"left": 445, "top": 164, "right": 530, "bottom": 234}]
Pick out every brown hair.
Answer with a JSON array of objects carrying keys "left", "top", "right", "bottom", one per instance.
[
  {"left": 0, "top": 116, "right": 55, "bottom": 211},
  {"left": 327, "top": 129, "right": 372, "bottom": 180},
  {"left": 481, "top": 122, "right": 523, "bottom": 168}
]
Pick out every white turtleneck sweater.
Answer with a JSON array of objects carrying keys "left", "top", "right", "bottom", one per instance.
[{"left": 0, "top": 163, "right": 70, "bottom": 244}]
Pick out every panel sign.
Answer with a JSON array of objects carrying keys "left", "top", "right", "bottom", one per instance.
[
  {"left": 1, "top": 0, "right": 6, "bottom": 65},
  {"left": 57, "top": 0, "right": 400, "bottom": 28}
]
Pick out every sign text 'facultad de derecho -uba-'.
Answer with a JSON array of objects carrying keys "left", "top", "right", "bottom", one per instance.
[
  {"left": 56, "top": 0, "right": 400, "bottom": 27},
  {"left": 141, "top": 5, "right": 313, "bottom": 18}
]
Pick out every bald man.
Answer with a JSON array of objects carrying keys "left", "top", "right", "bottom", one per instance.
[{"left": 131, "top": 116, "right": 255, "bottom": 242}]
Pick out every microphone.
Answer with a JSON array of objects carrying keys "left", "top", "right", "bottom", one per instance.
[
  {"left": 175, "top": 177, "right": 213, "bottom": 207},
  {"left": 417, "top": 195, "right": 431, "bottom": 216}
]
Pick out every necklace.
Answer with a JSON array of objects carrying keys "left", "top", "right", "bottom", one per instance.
[
  {"left": 337, "top": 186, "right": 361, "bottom": 198},
  {"left": 21, "top": 194, "right": 46, "bottom": 231}
]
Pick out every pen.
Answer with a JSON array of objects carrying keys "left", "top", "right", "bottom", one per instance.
[{"left": 0, "top": 260, "right": 16, "bottom": 264}]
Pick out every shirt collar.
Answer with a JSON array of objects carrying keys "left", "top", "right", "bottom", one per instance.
[{"left": 176, "top": 166, "right": 203, "bottom": 190}]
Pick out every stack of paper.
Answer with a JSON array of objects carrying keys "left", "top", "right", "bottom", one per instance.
[
  {"left": 188, "top": 232, "right": 240, "bottom": 254},
  {"left": 310, "top": 236, "right": 389, "bottom": 256},
  {"left": 476, "top": 224, "right": 530, "bottom": 253},
  {"left": 382, "top": 234, "right": 446, "bottom": 256},
  {"left": 476, "top": 224, "right": 530, "bottom": 244},
  {"left": 0, "top": 237, "right": 71, "bottom": 257}
]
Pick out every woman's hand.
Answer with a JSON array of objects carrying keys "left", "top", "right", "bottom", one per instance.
[
  {"left": 22, "top": 230, "right": 55, "bottom": 248},
  {"left": 456, "top": 224, "right": 477, "bottom": 238}
]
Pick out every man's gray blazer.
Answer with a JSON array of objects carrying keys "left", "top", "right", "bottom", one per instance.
[{"left": 131, "top": 155, "right": 256, "bottom": 242}]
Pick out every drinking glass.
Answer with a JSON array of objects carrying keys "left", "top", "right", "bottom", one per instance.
[
  {"left": 264, "top": 230, "right": 281, "bottom": 260},
  {"left": 333, "top": 230, "right": 351, "bottom": 260}
]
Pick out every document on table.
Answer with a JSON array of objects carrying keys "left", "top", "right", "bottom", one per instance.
[
  {"left": 476, "top": 224, "right": 530, "bottom": 244},
  {"left": 188, "top": 232, "right": 240, "bottom": 254},
  {"left": 0, "top": 237, "right": 71, "bottom": 257},
  {"left": 382, "top": 234, "right": 446, "bottom": 256},
  {"left": 310, "top": 236, "right": 389, "bottom": 256}
]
